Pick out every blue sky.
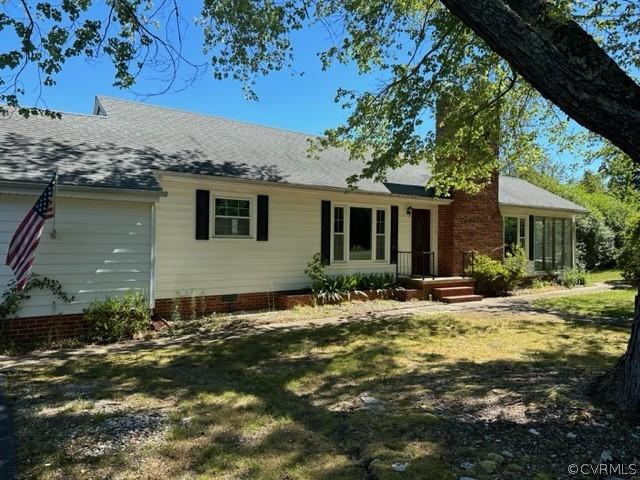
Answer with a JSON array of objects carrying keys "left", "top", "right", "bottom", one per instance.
[{"left": 10, "top": 2, "right": 379, "bottom": 137}]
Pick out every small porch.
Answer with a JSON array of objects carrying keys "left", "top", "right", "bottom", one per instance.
[{"left": 395, "top": 251, "right": 482, "bottom": 303}]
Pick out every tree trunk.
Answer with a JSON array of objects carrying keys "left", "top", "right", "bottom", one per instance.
[
  {"left": 437, "top": 0, "right": 640, "bottom": 410},
  {"left": 439, "top": 0, "right": 640, "bottom": 166},
  {"left": 589, "top": 289, "right": 640, "bottom": 411}
]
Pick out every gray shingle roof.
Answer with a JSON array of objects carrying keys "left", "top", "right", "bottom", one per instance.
[
  {"left": 0, "top": 95, "right": 586, "bottom": 212},
  {"left": 500, "top": 176, "right": 587, "bottom": 212}
]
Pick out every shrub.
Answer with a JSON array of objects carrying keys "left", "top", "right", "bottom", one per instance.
[
  {"left": 576, "top": 215, "right": 617, "bottom": 270},
  {"left": 305, "top": 252, "right": 327, "bottom": 293},
  {"left": 467, "top": 247, "right": 527, "bottom": 296},
  {"left": 304, "top": 254, "right": 400, "bottom": 304},
  {"left": 618, "top": 213, "right": 640, "bottom": 285},
  {"left": 85, "top": 292, "right": 150, "bottom": 342},
  {"left": 561, "top": 268, "right": 587, "bottom": 288}
]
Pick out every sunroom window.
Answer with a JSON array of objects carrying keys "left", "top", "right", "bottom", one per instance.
[
  {"left": 214, "top": 197, "right": 251, "bottom": 237},
  {"left": 503, "top": 216, "right": 526, "bottom": 256},
  {"left": 533, "top": 216, "right": 573, "bottom": 270}
]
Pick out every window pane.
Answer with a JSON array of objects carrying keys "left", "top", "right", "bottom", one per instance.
[
  {"left": 214, "top": 217, "right": 250, "bottom": 236},
  {"left": 349, "top": 207, "right": 372, "bottom": 260},
  {"left": 504, "top": 217, "right": 518, "bottom": 255},
  {"left": 554, "top": 219, "right": 564, "bottom": 268},
  {"left": 334, "top": 207, "right": 344, "bottom": 233},
  {"left": 215, "top": 199, "right": 227, "bottom": 216},
  {"left": 376, "top": 210, "right": 385, "bottom": 235},
  {"left": 376, "top": 235, "right": 385, "bottom": 260},
  {"left": 519, "top": 218, "right": 526, "bottom": 249},
  {"left": 334, "top": 234, "right": 344, "bottom": 261},
  {"left": 534, "top": 217, "right": 544, "bottom": 270},
  {"left": 545, "top": 218, "right": 554, "bottom": 270},
  {"left": 564, "top": 220, "right": 573, "bottom": 268}
]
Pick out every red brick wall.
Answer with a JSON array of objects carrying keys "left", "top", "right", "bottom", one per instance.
[
  {"left": 153, "top": 291, "right": 279, "bottom": 318},
  {"left": 0, "top": 314, "right": 88, "bottom": 344},
  {"left": 438, "top": 172, "right": 503, "bottom": 276}
]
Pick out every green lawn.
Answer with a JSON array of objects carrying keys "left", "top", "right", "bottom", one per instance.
[
  {"left": 585, "top": 268, "right": 624, "bottom": 285},
  {"left": 4, "top": 305, "right": 638, "bottom": 480},
  {"left": 533, "top": 289, "right": 637, "bottom": 321}
]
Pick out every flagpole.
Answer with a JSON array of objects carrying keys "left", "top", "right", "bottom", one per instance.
[{"left": 50, "top": 169, "right": 58, "bottom": 239}]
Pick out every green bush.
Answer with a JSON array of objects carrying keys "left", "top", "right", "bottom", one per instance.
[
  {"left": 560, "top": 268, "right": 587, "bottom": 288},
  {"left": 576, "top": 215, "right": 616, "bottom": 270},
  {"left": 304, "top": 254, "right": 400, "bottom": 304},
  {"left": 305, "top": 252, "right": 327, "bottom": 293},
  {"left": 85, "top": 292, "right": 150, "bottom": 342},
  {"left": 618, "top": 213, "right": 640, "bottom": 285},
  {"left": 467, "top": 247, "right": 527, "bottom": 296}
]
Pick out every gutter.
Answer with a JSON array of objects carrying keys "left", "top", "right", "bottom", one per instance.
[
  {"left": 499, "top": 202, "right": 588, "bottom": 215},
  {"left": 0, "top": 180, "right": 167, "bottom": 202}
]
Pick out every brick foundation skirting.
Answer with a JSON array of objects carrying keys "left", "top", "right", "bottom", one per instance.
[
  {"left": 0, "top": 313, "right": 88, "bottom": 344},
  {"left": 1, "top": 287, "right": 425, "bottom": 344}
]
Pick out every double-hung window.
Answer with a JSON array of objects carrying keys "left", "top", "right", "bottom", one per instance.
[
  {"left": 214, "top": 197, "right": 251, "bottom": 237},
  {"left": 375, "top": 210, "right": 386, "bottom": 261},
  {"left": 332, "top": 206, "right": 387, "bottom": 262},
  {"left": 333, "top": 206, "right": 345, "bottom": 261}
]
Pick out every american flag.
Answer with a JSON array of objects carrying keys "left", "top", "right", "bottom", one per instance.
[{"left": 5, "top": 174, "right": 57, "bottom": 290}]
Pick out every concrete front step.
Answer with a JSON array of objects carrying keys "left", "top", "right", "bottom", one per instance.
[
  {"left": 432, "top": 286, "right": 475, "bottom": 298},
  {"left": 440, "top": 294, "right": 484, "bottom": 304}
]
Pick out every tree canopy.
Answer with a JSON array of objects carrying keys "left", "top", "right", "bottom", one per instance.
[{"left": 2, "top": 0, "right": 640, "bottom": 194}]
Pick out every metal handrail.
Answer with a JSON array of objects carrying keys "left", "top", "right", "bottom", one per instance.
[{"left": 394, "top": 250, "right": 435, "bottom": 279}]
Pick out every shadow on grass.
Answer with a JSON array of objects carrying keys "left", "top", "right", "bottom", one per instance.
[{"left": 10, "top": 314, "right": 640, "bottom": 479}]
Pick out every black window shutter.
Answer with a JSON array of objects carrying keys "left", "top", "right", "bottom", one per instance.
[
  {"left": 528, "top": 215, "right": 535, "bottom": 260},
  {"left": 195, "top": 190, "right": 210, "bottom": 240},
  {"left": 257, "top": 195, "right": 269, "bottom": 241},
  {"left": 321, "top": 200, "right": 331, "bottom": 264},
  {"left": 390, "top": 206, "right": 399, "bottom": 264}
]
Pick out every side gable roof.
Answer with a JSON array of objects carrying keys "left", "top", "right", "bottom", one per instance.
[{"left": 0, "top": 95, "right": 587, "bottom": 212}]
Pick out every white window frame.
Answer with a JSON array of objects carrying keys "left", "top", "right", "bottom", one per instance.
[
  {"left": 212, "top": 194, "right": 254, "bottom": 239},
  {"left": 331, "top": 203, "right": 389, "bottom": 263},
  {"left": 503, "top": 215, "right": 527, "bottom": 256},
  {"left": 333, "top": 205, "right": 346, "bottom": 262}
]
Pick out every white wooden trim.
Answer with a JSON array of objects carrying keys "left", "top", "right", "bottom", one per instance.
[
  {"left": 154, "top": 170, "right": 452, "bottom": 205},
  {"left": 330, "top": 202, "right": 391, "bottom": 264},
  {"left": 210, "top": 192, "right": 255, "bottom": 239}
]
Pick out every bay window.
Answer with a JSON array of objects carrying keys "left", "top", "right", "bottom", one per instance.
[{"left": 332, "top": 205, "right": 387, "bottom": 262}]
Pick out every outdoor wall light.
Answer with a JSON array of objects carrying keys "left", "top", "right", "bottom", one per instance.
[{"left": 406, "top": 206, "right": 413, "bottom": 216}]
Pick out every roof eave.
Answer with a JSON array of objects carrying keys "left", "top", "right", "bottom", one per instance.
[
  {"left": 153, "top": 169, "right": 453, "bottom": 204},
  {"left": 499, "top": 201, "right": 588, "bottom": 214},
  {"left": 0, "top": 179, "right": 166, "bottom": 201}
]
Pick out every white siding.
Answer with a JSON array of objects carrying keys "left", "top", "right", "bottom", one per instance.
[
  {"left": 0, "top": 194, "right": 153, "bottom": 317},
  {"left": 155, "top": 176, "right": 442, "bottom": 298}
]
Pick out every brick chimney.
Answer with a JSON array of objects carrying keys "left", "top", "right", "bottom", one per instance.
[{"left": 435, "top": 94, "right": 503, "bottom": 276}]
